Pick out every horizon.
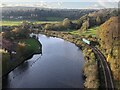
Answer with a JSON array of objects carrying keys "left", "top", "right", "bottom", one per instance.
[{"left": 1, "top": 1, "right": 119, "bottom": 9}]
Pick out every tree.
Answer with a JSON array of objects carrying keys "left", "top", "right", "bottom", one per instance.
[
  {"left": 44, "top": 24, "right": 53, "bottom": 30},
  {"left": 80, "top": 20, "right": 89, "bottom": 32},
  {"left": 96, "top": 16, "right": 101, "bottom": 25},
  {"left": 53, "top": 23, "right": 65, "bottom": 31},
  {"left": 16, "top": 42, "right": 26, "bottom": 57},
  {"left": 62, "top": 18, "right": 72, "bottom": 29}
]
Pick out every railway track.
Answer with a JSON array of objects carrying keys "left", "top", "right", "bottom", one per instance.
[{"left": 91, "top": 46, "right": 114, "bottom": 89}]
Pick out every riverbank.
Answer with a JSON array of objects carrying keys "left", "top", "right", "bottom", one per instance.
[{"left": 2, "top": 38, "right": 42, "bottom": 76}]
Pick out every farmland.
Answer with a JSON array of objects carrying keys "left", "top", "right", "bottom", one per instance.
[{"left": 0, "top": 20, "right": 60, "bottom": 26}]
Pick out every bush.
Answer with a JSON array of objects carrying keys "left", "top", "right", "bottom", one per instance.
[
  {"left": 83, "top": 48, "right": 99, "bottom": 88},
  {"left": 44, "top": 24, "right": 53, "bottom": 30},
  {"left": 62, "top": 18, "right": 72, "bottom": 29}
]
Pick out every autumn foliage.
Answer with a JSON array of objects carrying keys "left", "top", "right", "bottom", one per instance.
[{"left": 97, "top": 16, "right": 120, "bottom": 88}]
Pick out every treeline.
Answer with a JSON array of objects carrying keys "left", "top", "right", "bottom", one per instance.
[
  {"left": 44, "top": 18, "right": 75, "bottom": 31},
  {"left": 43, "top": 8, "right": 118, "bottom": 32},
  {"left": 77, "top": 8, "right": 118, "bottom": 30},
  {"left": 2, "top": 8, "right": 96, "bottom": 21}
]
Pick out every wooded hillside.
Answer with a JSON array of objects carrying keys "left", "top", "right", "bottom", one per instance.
[{"left": 97, "top": 16, "right": 120, "bottom": 88}]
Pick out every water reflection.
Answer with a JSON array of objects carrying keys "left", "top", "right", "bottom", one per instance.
[{"left": 3, "top": 34, "right": 85, "bottom": 88}]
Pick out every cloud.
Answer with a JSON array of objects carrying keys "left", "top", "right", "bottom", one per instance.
[
  {"left": 1, "top": 2, "right": 48, "bottom": 8},
  {"left": 1, "top": 1, "right": 118, "bottom": 9},
  {"left": 57, "top": 2, "right": 62, "bottom": 6},
  {"left": 88, "top": 3, "right": 102, "bottom": 9}
]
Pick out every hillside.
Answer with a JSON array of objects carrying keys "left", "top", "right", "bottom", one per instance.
[
  {"left": 77, "top": 8, "right": 118, "bottom": 30},
  {"left": 41, "top": 8, "right": 118, "bottom": 33},
  {"left": 2, "top": 7, "right": 96, "bottom": 21},
  {"left": 97, "top": 16, "right": 120, "bottom": 88}
]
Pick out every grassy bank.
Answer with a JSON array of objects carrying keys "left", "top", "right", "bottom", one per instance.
[
  {"left": 2, "top": 38, "right": 42, "bottom": 76},
  {"left": 17, "top": 38, "right": 42, "bottom": 57},
  {"left": 69, "top": 27, "right": 99, "bottom": 37}
]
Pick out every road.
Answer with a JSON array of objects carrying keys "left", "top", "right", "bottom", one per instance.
[{"left": 91, "top": 46, "right": 114, "bottom": 89}]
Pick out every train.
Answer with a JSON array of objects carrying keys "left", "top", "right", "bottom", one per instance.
[
  {"left": 82, "top": 38, "right": 99, "bottom": 46},
  {"left": 82, "top": 38, "right": 90, "bottom": 45}
]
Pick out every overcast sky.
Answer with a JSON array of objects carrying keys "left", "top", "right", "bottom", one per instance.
[{"left": 1, "top": 0, "right": 119, "bottom": 9}]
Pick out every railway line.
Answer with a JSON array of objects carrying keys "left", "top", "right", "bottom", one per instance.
[{"left": 91, "top": 46, "right": 114, "bottom": 89}]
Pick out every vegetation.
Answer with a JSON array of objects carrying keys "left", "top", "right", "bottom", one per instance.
[
  {"left": 0, "top": 20, "right": 60, "bottom": 26},
  {"left": 44, "top": 18, "right": 74, "bottom": 31},
  {"left": 16, "top": 38, "right": 42, "bottom": 59},
  {"left": 1, "top": 22, "right": 42, "bottom": 75},
  {"left": 83, "top": 47, "right": 99, "bottom": 88},
  {"left": 2, "top": 38, "right": 41, "bottom": 75},
  {"left": 97, "top": 16, "right": 120, "bottom": 89},
  {"left": 62, "top": 18, "right": 73, "bottom": 29},
  {"left": 2, "top": 8, "right": 96, "bottom": 21},
  {"left": 0, "top": 21, "right": 23, "bottom": 26},
  {"left": 2, "top": 53, "right": 10, "bottom": 75},
  {"left": 69, "top": 26, "right": 99, "bottom": 37}
]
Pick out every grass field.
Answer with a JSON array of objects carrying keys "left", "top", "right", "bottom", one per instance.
[
  {"left": 0, "top": 21, "right": 23, "bottom": 26},
  {"left": 69, "top": 26, "right": 99, "bottom": 37},
  {"left": 81, "top": 27, "right": 99, "bottom": 37},
  {"left": 0, "top": 20, "right": 60, "bottom": 26}
]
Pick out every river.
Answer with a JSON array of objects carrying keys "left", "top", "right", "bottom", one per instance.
[{"left": 3, "top": 34, "right": 85, "bottom": 88}]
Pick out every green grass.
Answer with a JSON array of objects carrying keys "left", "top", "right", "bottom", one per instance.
[
  {"left": 19, "top": 38, "right": 41, "bottom": 54},
  {"left": 24, "top": 38, "right": 40, "bottom": 51},
  {"left": 69, "top": 30, "right": 80, "bottom": 35},
  {"left": 0, "top": 21, "right": 23, "bottom": 26},
  {"left": 2, "top": 53, "right": 10, "bottom": 75},
  {"left": 34, "top": 21, "right": 60, "bottom": 24},
  {"left": 0, "top": 20, "right": 60, "bottom": 26},
  {"left": 82, "top": 27, "right": 99, "bottom": 37},
  {"left": 69, "top": 26, "right": 99, "bottom": 37}
]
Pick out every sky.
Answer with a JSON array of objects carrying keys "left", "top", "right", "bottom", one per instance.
[{"left": 1, "top": 0, "right": 119, "bottom": 9}]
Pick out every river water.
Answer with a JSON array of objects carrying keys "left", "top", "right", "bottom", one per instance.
[{"left": 3, "top": 34, "right": 85, "bottom": 88}]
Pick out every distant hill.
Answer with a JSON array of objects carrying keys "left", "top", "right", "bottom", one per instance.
[
  {"left": 2, "top": 7, "right": 97, "bottom": 21},
  {"left": 88, "top": 8, "right": 118, "bottom": 24},
  {"left": 77, "top": 8, "right": 118, "bottom": 30},
  {"left": 2, "top": 6, "right": 49, "bottom": 12}
]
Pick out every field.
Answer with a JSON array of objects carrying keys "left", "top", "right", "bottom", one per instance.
[
  {"left": 0, "top": 20, "right": 60, "bottom": 26},
  {"left": 0, "top": 21, "right": 23, "bottom": 26},
  {"left": 69, "top": 27, "right": 99, "bottom": 37}
]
